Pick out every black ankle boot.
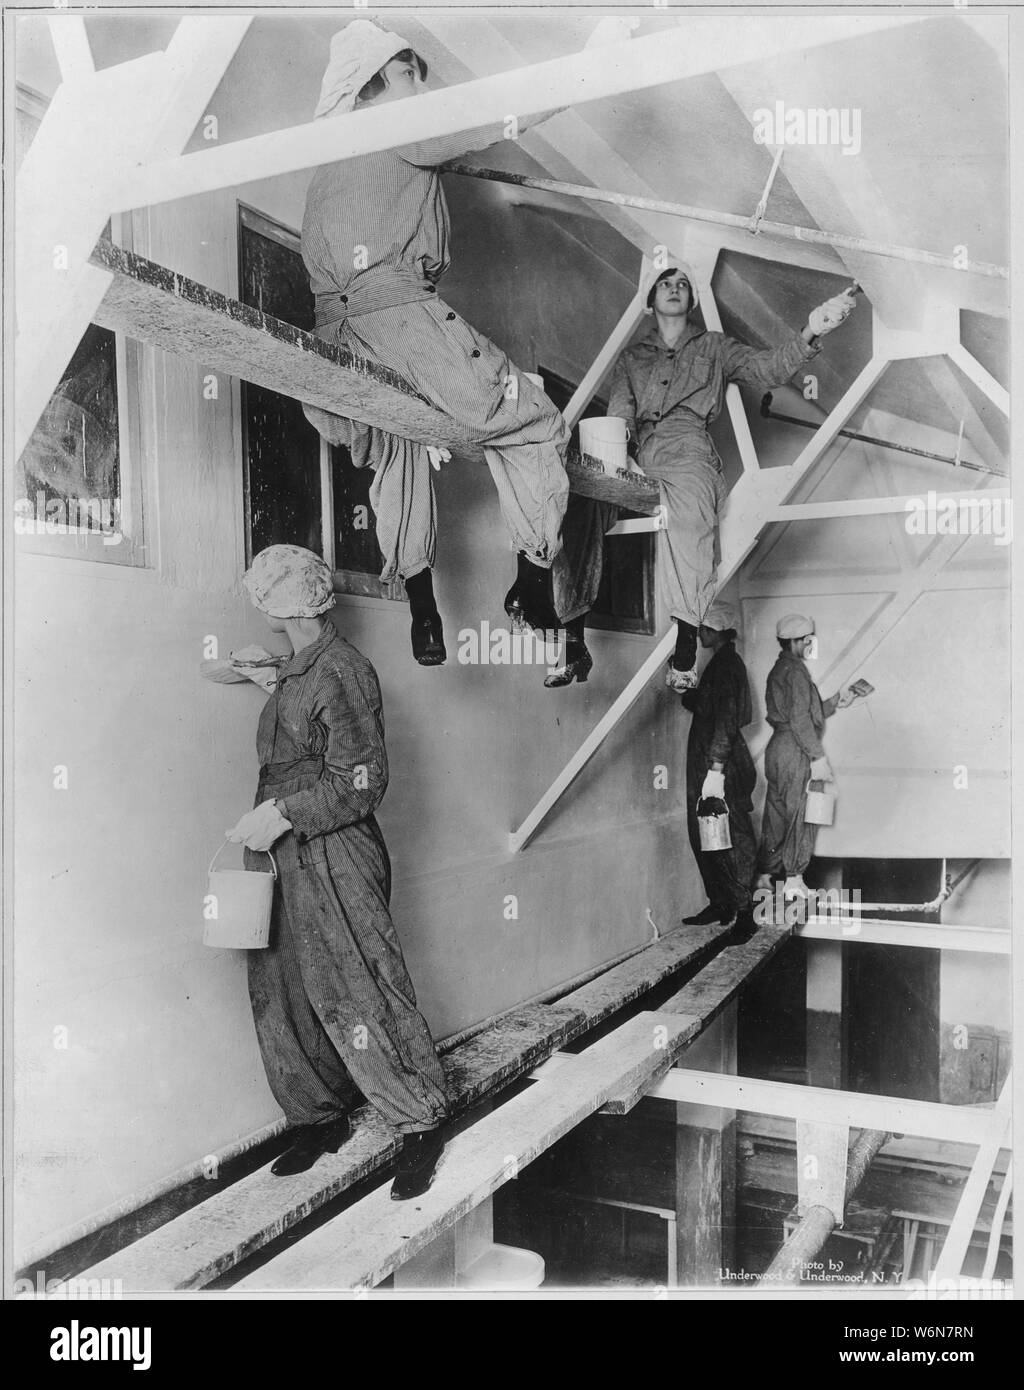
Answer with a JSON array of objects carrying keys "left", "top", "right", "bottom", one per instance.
[
  {"left": 544, "top": 617, "right": 592, "bottom": 688},
  {"left": 672, "top": 619, "right": 699, "bottom": 672},
  {"left": 391, "top": 1127, "right": 446, "bottom": 1201},
  {"left": 405, "top": 570, "right": 446, "bottom": 666},
  {"left": 510, "top": 553, "right": 562, "bottom": 636},
  {"left": 271, "top": 1115, "right": 351, "bottom": 1177}
]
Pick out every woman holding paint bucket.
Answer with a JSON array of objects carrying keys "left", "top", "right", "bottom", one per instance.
[
  {"left": 755, "top": 613, "right": 865, "bottom": 903},
  {"left": 549, "top": 265, "right": 858, "bottom": 690},
  {"left": 679, "top": 601, "right": 759, "bottom": 942},
  {"left": 224, "top": 544, "right": 448, "bottom": 1197}
]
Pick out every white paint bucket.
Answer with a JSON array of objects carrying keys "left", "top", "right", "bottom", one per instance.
[
  {"left": 804, "top": 779, "right": 837, "bottom": 826},
  {"left": 697, "top": 796, "right": 732, "bottom": 852},
  {"left": 457, "top": 1243, "right": 546, "bottom": 1290},
  {"left": 204, "top": 840, "right": 277, "bottom": 949},
  {"left": 579, "top": 416, "right": 631, "bottom": 475}
]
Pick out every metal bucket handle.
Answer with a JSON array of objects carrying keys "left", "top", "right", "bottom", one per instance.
[
  {"left": 696, "top": 794, "right": 730, "bottom": 815},
  {"left": 209, "top": 839, "right": 278, "bottom": 878}
]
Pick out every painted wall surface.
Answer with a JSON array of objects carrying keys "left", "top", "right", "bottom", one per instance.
[
  {"left": 13, "top": 15, "right": 1011, "bottom": 1260},
  {"left": 13, "top": 162, "right": 684, "bottom": 1259}
]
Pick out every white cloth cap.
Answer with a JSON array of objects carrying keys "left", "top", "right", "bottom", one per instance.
[
  {"left": 243, "top": 545, "right": 337, "bottom": 618},
  {"left": 703, "top": 601, "right": 738, "bottom": 632},
  {"left": 776, "top": 613, "right": 815, "bottom": 640},
  {"left": 643, "top": 260, "right": 700, "bottom": 310},
  {"left": 314, "top": 20, "right": 425, "bottom": 120}
]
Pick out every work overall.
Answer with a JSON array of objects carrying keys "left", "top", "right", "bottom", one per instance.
[
  {"left": 680, "top": 640, "right": 758, "bottom": 915},
  {"left": 245, "top": 626, "right": 449, "bottom": 1134},
  {"left": 556, "top": 322, "right": 819, "bottom": 627},
  {"left": 301, "top": 121, "right": 569, "bottom": 584},
  {"left": 757, "top": 650, "right": 838, "bottom": 880}
]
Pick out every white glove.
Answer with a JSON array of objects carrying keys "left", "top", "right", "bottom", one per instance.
[
  {"left": 701, "top": 770, "right": 726, "bottom": 798},
  {"left": 426, "top": 447, "right": 451, "bottom": 471},
  {"left": 226, "top": 800, "right": 292, "bottom": 851},
  {"left": 808, "top": 756, "right": 833, "bottom": 782},
  {"left": 807, "top": 289, "right": 857, "bottom": 338},
  {"left": 834, "top": 686, "right": 857, "bottom": 709}
]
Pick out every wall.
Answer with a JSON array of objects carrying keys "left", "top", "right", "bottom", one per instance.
[{"left": 13, "top": 143, "right": 686, "bottom": 1259}]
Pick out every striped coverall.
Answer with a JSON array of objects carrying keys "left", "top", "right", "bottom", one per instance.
[
  {"left": 757, "top": 650, "right": 839, "bottom": 880},
  {"left": 301, "top": 118, "right": 570, "bottom": 584},
  {"left": 557, "top": 321, "right": 820, "bottom": 627},
  {"left": 245, "top": 624, "right": 449, "bottom": 1133}
]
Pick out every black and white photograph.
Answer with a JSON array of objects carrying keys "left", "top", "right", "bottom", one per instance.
[{"left": 4, "top": 0, "right": 1018, "bottom": 1322}]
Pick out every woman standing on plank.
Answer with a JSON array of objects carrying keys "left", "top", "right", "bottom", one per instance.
[{"left": 226, "top": 545, "right": 449, "bottom": 1198}]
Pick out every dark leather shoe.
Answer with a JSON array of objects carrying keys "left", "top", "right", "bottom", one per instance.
[
  {"left": 391, "top": 1128, "right": 445, "bottom": 1201},
  {"left": 683, "top": 903, "right": 730, "bottom": 926},
  {"left": 503, "top": 584, "right": 532, "bottom": 635},
  {"left": 410, "top": 612, "right": 446, "bottom": 666},
  {"left": 728, "top": 909, "right": 758, "bottom": 944},
  {"left": 544, "top": 645, "right": 593, "bottom": 688},
  {"left": 271, "top": 1116, "right": 350, "bottom": 1177}
]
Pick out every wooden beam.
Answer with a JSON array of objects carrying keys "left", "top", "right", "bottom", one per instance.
[
  {"left": 63, "top": 1002, "right": 584, "bottom": 1292},
  {"left": 85, "top": 239, "right": 660, "bottom": 510},
  {"left": 601, "top": 927, "right": 790, "bottom": 1115},
  {"left": 650, "top": 1071, "right": 999, "bottom": 1145},
  {"left": 234, "top": 1011, "right": 702, "bottom": 1291},
  {"left": 120, "top": 16, "right": 911, "bottom": 212},
  {"left": 62, "top": 924, "right": 723, "bottom": 1290}
]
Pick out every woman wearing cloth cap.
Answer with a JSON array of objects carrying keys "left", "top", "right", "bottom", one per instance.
[
  {"left": 679, "top": 601, "right": 759, "bottom": 941},
  {"left": 225, "top": 545, "right": 449, "bottom": 1198},
  {"left": 302, "top": 20, "right": 574, "bottom": 668},
  {"left": 756, "top": 614, "right": 863, "bottom": 902},
  {"left": 548, "top": 265, "right": 857, "bottom": 689}
]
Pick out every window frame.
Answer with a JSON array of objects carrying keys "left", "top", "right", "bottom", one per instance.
[
  {"left": 236, "top": 203, "right": 403, "bottom": 602},
  {"left": 14, "top": 84, "right": 146, "bottom": 569}
]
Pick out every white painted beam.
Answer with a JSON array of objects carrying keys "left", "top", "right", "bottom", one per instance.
[
  {"left": 695, "top": 270, "right": 761, "bottom": 475},
  {"left": 653, "top": 1070, "right": 1002, "bottom": 1145},
  {"left": 118, "top": 17, "right": 911, "bottom": 212},
  {"left": 510, "top": 355, "right": 891, "bottom": 852},
  {"left": 772, "top": 489, "right": 1010, "bottom": 522},
  {"left": 563, "top": 257, "right": 650, "bottom": 428},
  {"left": 14, "top": 18, "right": 251, "bottom": 457},
  {"left": 931, "top": 1078, "right": 1012, "bottom": 1282},
  {"left": 508, "top": 627, "right": 676, "bottom": 853},
  {"left": 48, "top": 16, "right": 94, "bottom": 81},
  {"left": 948, "top": 344, "right": 1010, "bottom": 417},
  {"left": 796, "top": 920, "right": 1011, "bottom": 954},
  {"left": 605, "top": 513, "right": 665, "bottom": 537}
]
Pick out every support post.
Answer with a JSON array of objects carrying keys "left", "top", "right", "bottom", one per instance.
[{"left": 673, "top": 1003, "right": 738, "bottom": 1286}]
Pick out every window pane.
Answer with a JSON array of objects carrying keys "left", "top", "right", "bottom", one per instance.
[
  {"left": 238, "top": 212, "right": 323, "bottom": 559},
  {"left": 17, "top": 322, "right": 122, "bottom": 538}
]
